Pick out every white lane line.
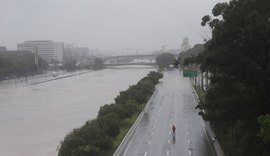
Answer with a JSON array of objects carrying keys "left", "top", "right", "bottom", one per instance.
[
  {"left": 148, "top": 141, "right": 151, "bottom": 145},
  {"left": 123, "top": 141, "right": 132, "bottom": 156},
  {"left": 169, "top": 131, "right": 171, "bottom": 135},
  {"left": 188, "top": 139, "right": 191, "bottom": 145},
  {"left": 166, "top": 150, "right": 170, "bottom": 155},
  {"left": 168, "top": 140, "right": 171, "bottom": 144},
  {"left": 144, "top": 152, "right": 147, "bottom": 156},
  {"left": 156, "top": 119, "right": 158, "bottom": 122},
  {"left": 153, "top": 125, "right": 156, "bottom": 129},
  {"left": 151, "top": 132, "right": 154, "bottom": 135},
  {"left": 170, "top": 118, "right": 173, "bottom": 122}
]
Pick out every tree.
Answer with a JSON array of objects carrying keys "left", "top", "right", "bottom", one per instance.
[
  {"left": 197, "top": 0, "right": 270, "bottom": 155},
  {"left": 173, "top": 59, "right": 180, "bottom": 68},
  {"left": 0, "top": 51, "right": 48, "bottom": 80},
  {"left": 97, "top": 113, "right": 120, "bottom": 137},
  {"left": 156, "top": 53, "right": 175, "bottom": 68},
  {"left": 258, "top": 115, "right": 270, "bottom": 144},
  {"left": 64, "top": 59, "right": 78, "bottom": 71},
  {"left": 93, "top": 58, "right": 105, "bottom": 70}
]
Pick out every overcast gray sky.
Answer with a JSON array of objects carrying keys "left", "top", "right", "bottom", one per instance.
[{"left": 0, "top": 0, "right": 228, "bottom": 54}]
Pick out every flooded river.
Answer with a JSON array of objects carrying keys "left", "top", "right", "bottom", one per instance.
[{"left": 0, "top": 66, "right": 155, "bottom": 156}]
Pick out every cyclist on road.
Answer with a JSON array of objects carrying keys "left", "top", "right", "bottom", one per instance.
[
  {"left": 172, "top": 124, "right": 176, "bottom": 143},
  {"left": 172, "top": 124, "right": 176, "bottom": 134}
]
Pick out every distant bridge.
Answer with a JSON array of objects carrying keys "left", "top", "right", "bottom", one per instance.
[
  {"left": 105, "top": 62, "right": 157, "bottom": 66},
  {"left": 105, "top": 54, "right": 159, "bottom": 60},
  {"left": 104, "top": 54, "right": 178, "bottom": 66}
]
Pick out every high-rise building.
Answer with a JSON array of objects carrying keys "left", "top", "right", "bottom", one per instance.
[
  {"left": 180, "top": 36, "right": 191, "bottom": 52},
  {"left": 64, "top": 44, "right": 90, "bottom": 62},
  {"left": 17, "top": 40, "right": 64, "bottom": 63}
]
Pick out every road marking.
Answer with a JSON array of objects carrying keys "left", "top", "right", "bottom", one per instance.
[
  {"left": 123, "top": 141, "right": 132, "bottom": 156},
  {"left": 148, "top": 141, "right": 151, "bottom": 145},
  {"left": 156, "top": 119, "right": 158, "bottom": 122},
  {"left": 168, "top": 140, "right": 171, "bottom": 144},
  {"left": 187, "top": 131, "right": 190, "bottom": 135},
  {"left": 169, "top": 131, "right": 171, "bottom": 135},
  {"left": 153, "top": 125, "right": 156, "bottom": 129},
  {"left": 166, "top": 150, "right": 170, "bottom": 155},
  {"left": 144, "top": 152, "right": 147, "bottom": 156},
  {"left": 151, "top": 132, "right": 154, "bottom": 135},
  {"left": 188, "top": 139, "right": 191, "bottom": 145},
  {"left": 170, "top": 118, "right": 173, "bottom": 122}
]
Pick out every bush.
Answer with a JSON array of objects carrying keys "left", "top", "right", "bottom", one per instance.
[
  {"left": 58, "top": 120, "right": 112, "bottom": 156},
  {"left": 97, "top": 113, "right": 120, "bottom": 137}
]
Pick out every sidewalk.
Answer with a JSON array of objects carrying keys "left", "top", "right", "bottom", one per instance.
[{"left": 0, "top": 69, "right": 92, "bottom": 88}]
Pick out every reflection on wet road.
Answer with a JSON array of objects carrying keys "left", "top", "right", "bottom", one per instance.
[{"left": 123, "top": 69, "right": 213, "bottom": 156}]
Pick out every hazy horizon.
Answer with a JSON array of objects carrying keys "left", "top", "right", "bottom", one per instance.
[{"left": 0, "top": 0, "right": 229, "bottom": 54}]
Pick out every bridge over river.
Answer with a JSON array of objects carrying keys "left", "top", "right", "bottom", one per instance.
[{"left": 104, "top": 54, "right": 178, "bottom": 66}]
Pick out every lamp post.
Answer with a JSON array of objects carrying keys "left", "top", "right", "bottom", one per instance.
[{"left": 33, "top": 47, "right": 39, "bottom": 70}]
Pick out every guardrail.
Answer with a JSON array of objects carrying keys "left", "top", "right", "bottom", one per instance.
[
  {"left": 113, "top": 89, "right": 158, "bottom": 156},
  {"left": 190, "top": 83, "right": 225, "bottom": 156}
]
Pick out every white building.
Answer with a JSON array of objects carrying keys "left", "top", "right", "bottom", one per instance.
[
  {"left": 180, "top": 36, "right": 191, "bottom": 52},
  {"left": 17, "top": 40, "right": 64, "bottom": 63},
  {"left": 53, "top": 42, "right": 64, "bottom": 62}
]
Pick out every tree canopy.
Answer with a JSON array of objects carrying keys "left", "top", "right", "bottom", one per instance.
[
  {"left": 156, "top": 53, "right": 175, "bottom": 68},
  {"left": 93, "top": 58, "right": 105, "bottom": 70},
  {"left": 0, "top": 51, "right": 48, "bottom": 80},
  {"left": 197, "top": 0, "right": 270, "bottom": 155}
]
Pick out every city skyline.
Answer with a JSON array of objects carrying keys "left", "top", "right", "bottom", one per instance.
[{"left": 0, "top": 0, "right": 229, "bottom": 53}]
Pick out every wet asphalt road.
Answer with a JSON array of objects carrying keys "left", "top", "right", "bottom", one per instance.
[{"left": 123, "top": 69, "right": 213, "bottom": 156}]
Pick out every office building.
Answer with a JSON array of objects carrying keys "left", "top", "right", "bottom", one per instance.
[{"left": 17, "top": 40, "right": 64, "bottom": 63}]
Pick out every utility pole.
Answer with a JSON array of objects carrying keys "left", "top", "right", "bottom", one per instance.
[{"left": 33, "top": 47, "right": 39, "bottom": 70}]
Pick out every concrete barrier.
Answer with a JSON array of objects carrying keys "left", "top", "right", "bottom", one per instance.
[{"left": 113, "top": 90, "right": 158, "bottom": 156}]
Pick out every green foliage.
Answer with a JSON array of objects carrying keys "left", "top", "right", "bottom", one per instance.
[
  {"left": 183, "top": 56, "right": 197, "bottom": 65},
  {"left": 258, "top": 115, "right": 270, "bottom": 143},
  {"left": 198, "top": 0, "right": 270, "bottom": 155},
  {"left": 173, "top": 59, "right": 180, "bottom": 68},
  {"left": 58, "top": 120, "right": 113, "bottom": 156},
  {"left": 156, "top": 53, "right": 175, "bottom": 68},
  {"left": 93, "top": 58, "right": 105, "bottom": 70},
  {"left": 98, "top": 104, "right": 131, "bottom": 119},
  {"left": 64, "top": 59, "right": 78, "bottom": 71},
  {"left": 98, "top": 113, "right": 120, "bottom": 137},
  {"left": 0, "top": 51, "right": 48, "bottom": 80},
  {"left": 178, "top": 44, "right": 204, "bottom": 65},
  {"left": 58, "top": 71, "right": 163, "bottom": 156}
]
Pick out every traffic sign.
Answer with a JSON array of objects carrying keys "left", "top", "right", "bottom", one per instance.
[{"left": 183, "top": 71, "right": 197, "bottom": 77}]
